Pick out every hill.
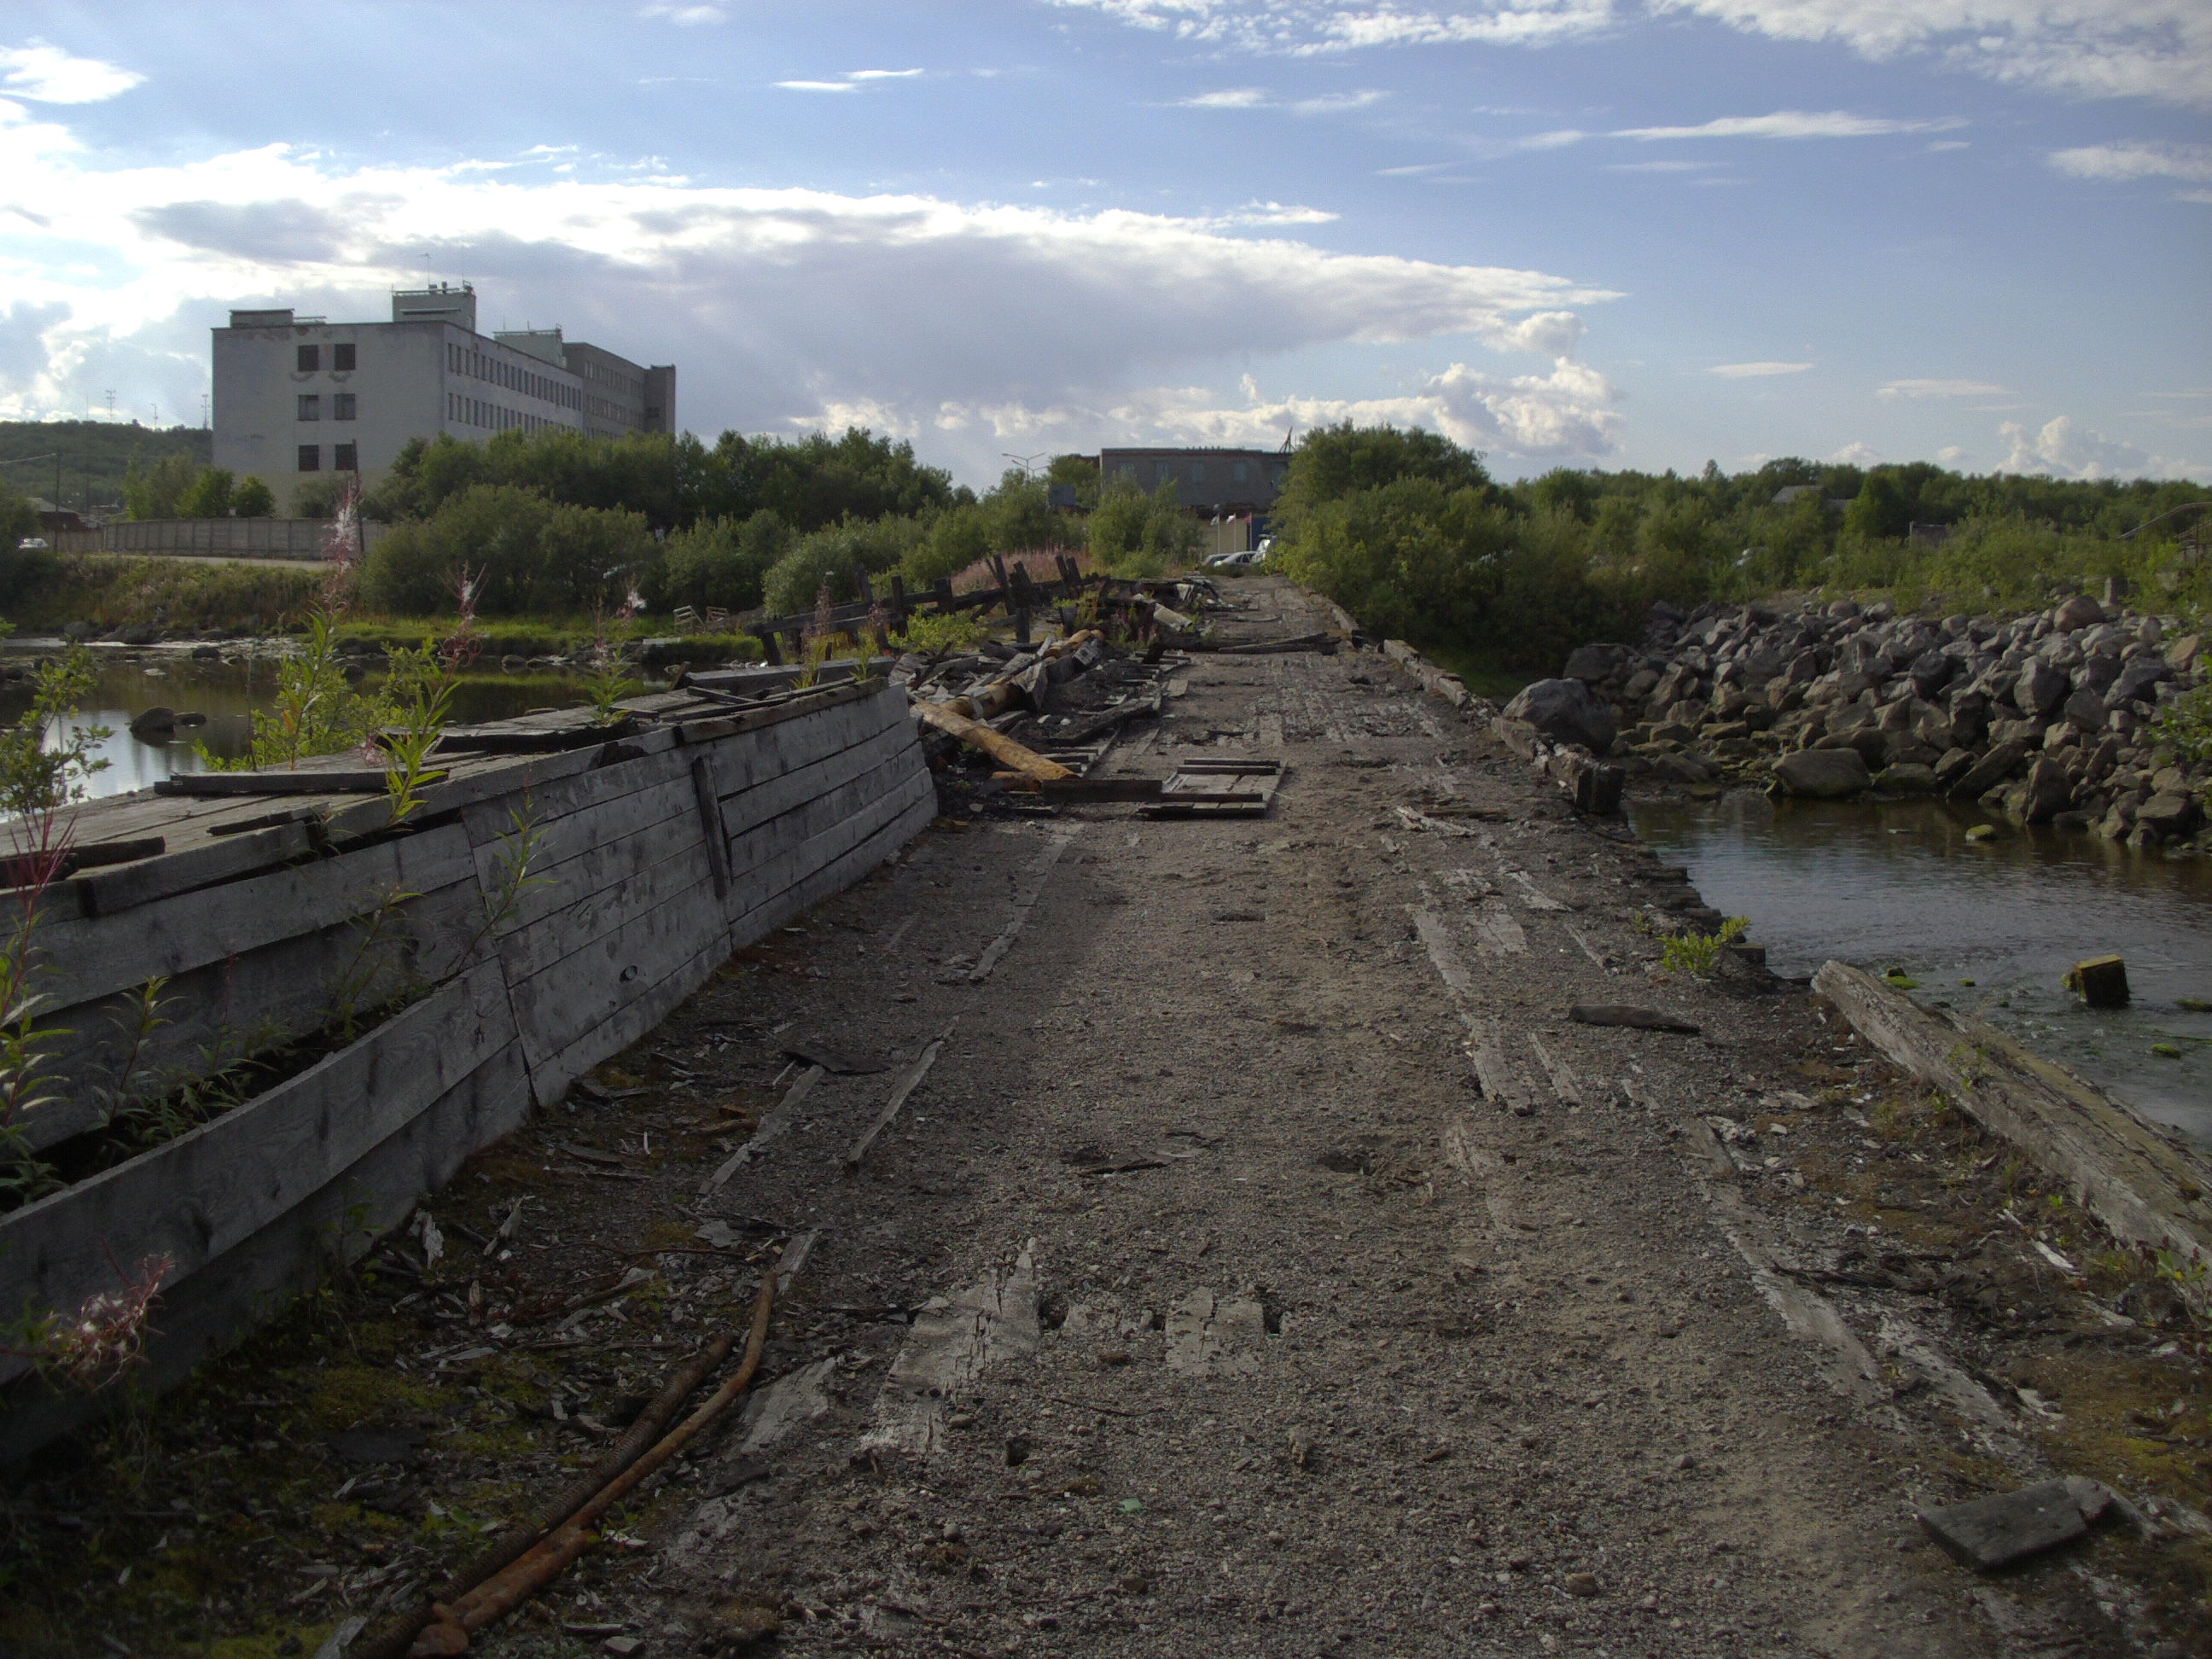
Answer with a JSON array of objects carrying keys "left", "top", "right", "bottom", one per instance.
[{"left": 0, "top": 420, "right": 212, "bottom": 516}]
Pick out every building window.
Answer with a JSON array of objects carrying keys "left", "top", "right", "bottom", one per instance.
[
  {"left": 297, "top": 394, "right": 321, "bottom": 421},
  {"left": 1232, "top": 461, "right": 1249, "bottom": 482},
  {"left": 333, "top": 343, "right": 356, "bottom": 371},
  {"left": 296, "top": 344, "right": 319, "bottom": 372},
  {"left": 334, "top": 442, "right": 358, "bottom": 471},
  {"left": 333, "top": 393, "right": 357, "bottom": 421},
  {"left": 298, "top": 445, "right": 321, "bottom": 472}
]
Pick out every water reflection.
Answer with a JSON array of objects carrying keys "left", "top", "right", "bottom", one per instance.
[
  {"left": 1631, "top": 790, "right": 2212, "bottom": 1152},
  {"left": 0, "top": 651, "right": 601, "bottom": 800}
]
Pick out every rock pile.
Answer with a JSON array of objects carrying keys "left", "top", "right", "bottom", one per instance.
[{"left": 1552, "top": 593, "right": 2208, "bottom": 852}]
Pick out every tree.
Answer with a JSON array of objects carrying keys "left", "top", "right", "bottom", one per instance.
[
  {"left": 1843, "top": 470, "right": 1911, "bottom": 540},
  {"left": 172, "top": 467, "right": 236, "bottom": 519},
  {"left": 232, "top": 476, "right": 277, "bottom": 517},
  {"left": 1276, "top": 422, "right": 1492, "bottom": 522},
  {"left": 122, "top": 452, "right": 199, "bottom": 520},
  {"left": 0, "top": 475, "right": 38, "bottom": 550},
  {"left": 655, "top": 510, "right": 789, "bottom": 613},
  {"left": 1086, "top": 480, "right": 1200, "bottom": 578}
]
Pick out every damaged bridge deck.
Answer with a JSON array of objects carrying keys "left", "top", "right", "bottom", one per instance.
[{"left": 10, "top": 578, "right": 2199, "bottom": 1659}]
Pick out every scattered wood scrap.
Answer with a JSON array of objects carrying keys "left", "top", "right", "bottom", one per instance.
[{"left": 1568, "top": 1004, "right": 1702, "bottom": 1034}]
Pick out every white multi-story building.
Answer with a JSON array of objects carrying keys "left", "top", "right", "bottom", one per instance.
[{"left": 211, "top": 284, "right": 676, "bottom": 502}]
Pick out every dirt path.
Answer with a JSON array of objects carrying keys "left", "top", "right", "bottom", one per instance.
[
  {"left": 11, "top": 577, "right": 2188, "bottom": 1658},
  {"left": 562, "top": 579, "right": 2096, "bottom": 1658}
]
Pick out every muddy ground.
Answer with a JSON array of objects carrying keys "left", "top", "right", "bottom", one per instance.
[{"left": 3, "top": 576, "right": 2206, "bottom": 1659}]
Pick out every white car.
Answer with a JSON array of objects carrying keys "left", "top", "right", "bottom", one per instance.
[{"left": 16, "top": 537, "right": 49, "bottom": 551}]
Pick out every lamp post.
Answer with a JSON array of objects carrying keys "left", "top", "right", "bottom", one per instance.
[{"left": 1001, "top": 451, "right": 1050, "bottom": 481}]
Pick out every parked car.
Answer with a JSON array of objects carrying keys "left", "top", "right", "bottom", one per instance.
[{"left": 15, "top": 537, "right": 48, "bottom": 551}]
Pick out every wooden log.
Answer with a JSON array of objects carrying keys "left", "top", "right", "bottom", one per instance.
[
  {"left": 156, "top": 768, "right": 402, "bottom": 796},
  {"left": 700, "top": 1064, "right": 823, "bottom": 1191},
  {"left": 1813, "top": 961, "right": 2212, "bottom": 1303},
  {"left": 911, "top": 701, "right": 1074, "bottom": 782}
]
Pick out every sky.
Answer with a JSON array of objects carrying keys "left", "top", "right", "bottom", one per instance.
[{"left": 0, "top": 1, "right": 2206, "bottom": 486}]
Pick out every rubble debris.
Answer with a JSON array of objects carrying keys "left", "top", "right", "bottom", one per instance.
[
  {"left": 777, "top": 1039, "right": 888, "bottom": 1075},
  {"left": 2064, "top": 953, "right": 2130, "bottom": 1009}
]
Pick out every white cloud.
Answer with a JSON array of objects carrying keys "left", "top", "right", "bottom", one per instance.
[
  {"left": 1710, "top": 360, "right": 1813, "bottom": 376},
  {"left": 778, "top": 69, "right": 928, "bottom": 93},
  {"left": 1049, "top": 2, "right": 2212, "bottom": 107},
  {"left": 847, "top": 68, "right": 926, "bottom": 79},
  {"left": 1606, "top": 159, "right": 1718, "bottom": 172},
  {"left": 774, "top": 80, "right": 860, "bottom": 93},
  {"left": 0, "top": 102, "right": 1622, "bottom": 478},
  {"left": 1936, "top": 445, "right": 1969, "bottom": 463},
  {"left": 0, "top": 41, "right": 143, "bottom": 102},
  {"left": 1611, "top": 110, "right": 1965, "bottom": 140},
  {"left": 1176, "top": 85, "right": 1388, "bottom": 112},
  {"left": 1994, "top": 415, "right": 2203, "bottom": 479},
  {"left": 2048, "top": 139, "right": 2212, "bottom": 182},
  {"left": 639, "top": 3, "right": 726, "bottom": 24},
  {"left": 1831, "top": 440, "right": 1881, "bottom": 464},
  {"left": 1877, "top": 377, "right": 2009, "bottom": 399}
]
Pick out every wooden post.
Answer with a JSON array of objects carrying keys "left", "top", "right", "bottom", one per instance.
[
  {"left": 931, "top": 578, "right": 954, "bottom": 614},
  {"left": 761, "top": 630, "right": 783, "bottom": 667},
  {"left": 888, "top": 574, "right": 910, "bottom": 629}
]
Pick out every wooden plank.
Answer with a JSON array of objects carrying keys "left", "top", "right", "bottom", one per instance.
[
  {"left": 157, "top": 770, "right": 400, "bottom": 796},
  {"left": 469, "top": 771, "right": 698, "bottom": 928},
  {"left": 703, "top": 686, "right": 904, "bottom": 799},
  {"left": 20, "top": 875, "right": 486, "bottom": 1152},
  {"left": 844, "top": 1024, "right": 955, "bottom": 1170},
  {"left": 1813, "top": 961, "right": 2212, "bottom": 1304},
  {"left": 725, "top": 771, "right": 934, "bottom": 948},
  {"left": 719, "top": 720, "right": 920, "bottom": 843},
  {"left": 0, "top": 1029, "right": 533, "bottom": 1459},
  {"left": 724, "top": 748, "right": 926, "bottom": 888},
  {"left": 453, "top": 736, "right": 692, "bottom": 847},
  {"left": 0, "top": 964, "right": 516, "bottom": 1388},
  {"left": 73, "top": 819, "right": 317, "bottom": 917},
  {"left": 700, "top": 1065, "right": 823, "bottom": 1191},
  {"left": 495, "top": 818, "right": 717, "bottom": 983},
  {"left": 691, "top": 757, "right": 731, "bottom": 902},
  {"left": 524, "top": 929, "right": 731, "bottom": 1106},
  {"left": 32, "top": 823, "right": 477, "bottom": 1014}
]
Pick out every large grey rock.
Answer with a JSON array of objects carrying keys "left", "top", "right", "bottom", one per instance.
[
  {"left": 1947, "top": 738, "right": 2030, "bottom": 801},
  {"left": 1874, "top": 763, "right": 1940, "bottom": 794},
  {"left": 2136, "top": 792, "right": 2200, "bottom": 838},
  {"left": 1561, "top": 643, "right": 1626, "bottom": 684},
  {"left": 1907, "top": 649, "right": 1957, "bottom": 698},
  {"left": 2052, "top": 594, "right": 2104, "bottom": 632},
  {"left": 2020, "top": 756, "right": 2074, "bottom": 824},
  {"left": 1919, "top": 1479, "right": 2092, "bottom": 1571},
  {"left": 2015, "top": 661, "right": 2069, "bottom": 717},
  {"left": 2060, "top": 687, "right": 2107, "bottom": 729},
  {"left": 2106, "top": 657, "right": 2171, "bottom": 707},
  {"left": 1773, "top": 748, "right": 1871, "bottom": 799},
  {"left": 1503, "top": 678, "right": 1616, "bottom": 754}
]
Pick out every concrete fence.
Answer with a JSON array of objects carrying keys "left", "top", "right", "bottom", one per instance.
[{"left": 48, "top": 518, "right": 389, "bottom": 558}]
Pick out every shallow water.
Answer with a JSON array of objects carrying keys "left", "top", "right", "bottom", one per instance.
[
  {"left": 0, "top": 653, "right": 599, "bottom": 799},
  {"left": 1630, "top": 791, "right": 2212, "bottom": 1154}
]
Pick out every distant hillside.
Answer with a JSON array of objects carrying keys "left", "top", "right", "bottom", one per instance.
[{"left": 0, "top": 421, "right": 212, "bottom": 516}]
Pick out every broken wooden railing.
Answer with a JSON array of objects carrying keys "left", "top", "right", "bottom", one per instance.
[{"left": 0, "top": 676, "right": 932, "bottom": 1462}]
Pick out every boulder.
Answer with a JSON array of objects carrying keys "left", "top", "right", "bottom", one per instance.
[
  {"left": 2105, "top": 657, "right": 2171, "bottom": 707},
  {"left": 2166, "top": 632, "right": 2202, "bottom": 672},
  {"left": 2020, "top": 756, "right": 2074, "bottom": 824},
  {"left": 2015, "top": 661, "right": 2069, "bottom": 717},
  {"left": 2052, "top": 594, "right": 2104, "bottom": 632},
  {"left": 1561, "top": 643, "right": 1625, "bottom": 684},
  {"left": 1947, "top": 738, "right": 2031, "bottom": 801},
  {"left": 2135, "top": 792, "right": 2200, "bottom": 838},
  {"left": 1874, "top": 764, "right": 1940, "bottom": 794},
  {"left": 1773, "top": 748, "right": 1871, "bottom": 799},
  {"left": 2060, "top": 688, "right": 2106, "bottom": 729},
  {"left": 1503, "top": 678, "right": 1616, "bottom": 754}
]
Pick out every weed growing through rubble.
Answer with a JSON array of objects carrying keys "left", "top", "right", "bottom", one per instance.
[
  {"left": 379, "top": 640, "right": 456, "bottom": 827},
  {"left": 582, "top": 604, "right": 638, "bottom": 724},
  {"left": 1657, "top": 916, "right": 1749, "bottom": 976},
  {"left": 895, "top": 608, "right": 987, "bottom": 656}
]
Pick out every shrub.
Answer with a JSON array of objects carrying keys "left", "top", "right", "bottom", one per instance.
[
  {"left": 232, "top": 476, "right": 276, "bottom": 517},
  {"left": 655, "top": 510, "right": 789, "bottom": 614},
  {"left": 172, "top": 467, "right": 236, "bottom": 520},
  {"left": 761, "top": 515, "right": 925, "bottom": 615},
  {"left": 358, "top": 485, "right": 656, "bottom": 615},
  {"left": 1085, "top": 480, "right": 1199, "bottom": 578}
]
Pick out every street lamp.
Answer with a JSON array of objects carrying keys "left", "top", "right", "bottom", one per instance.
[{"left": 1002, "top": 451, "right": 1051, "bottom": 480}]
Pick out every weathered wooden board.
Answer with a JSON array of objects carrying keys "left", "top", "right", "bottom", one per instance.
[
  {"left": 22, "top": 876, "right": 486, "bottom": 1152},
  {"left": 0, "top": 1028, "right": 532, "bottom": 1461},
  {"left": 469, "top": 772, "right": 701, "bottom": 934},
  {"left": 717, "top": 719, "right": 920, "bottom": 844},
  {"left": 1814, "top": 961, "right": 2212, "bottom": 1305},
  {"left": 724, "top": 748, "right": 926, "bottom": 888},
  {"left": 32, "top": 824, "right": 477, "bottom": 1015},
  {"left": 704, "top": 688, "right": 901, "bottom": 800},
  {"left": 496, "top": 823, "right": 719, "bottom": 986},
  {"left": 0, "top": 963, "right": 515, "bottom": 1392}
]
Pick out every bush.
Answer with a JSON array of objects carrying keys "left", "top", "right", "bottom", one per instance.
[
  {"left": 1085, "top": 480, "right": 1199, "bottom": 578},
  {"left": 655, "top": 510, "right": 789, "bottom": 614},
  {"left": 122, "top": 452, "right": 198, "bottom": 521},
  {"left": 358, "top": 485, "right": 657, "bottom": 615},
  {"left": 172, "top": 467, "right": 236, "bottom": 520},
  {"left": 232, "top": 476, "right": 276, "bottom": 517},
  {"left": 900, "top": 505, "right": 992, "bottom": 589},
  {"left": 761, "top": 515, "right": 925, "bottom": 616}
]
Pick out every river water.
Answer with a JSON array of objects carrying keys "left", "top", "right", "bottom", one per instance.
[
  {"left": 1632, "top": 791, "right": 2212, "bottom": 1154},
  {"left": 0, "top": 650, "right": 598, "bottom": 797}
]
